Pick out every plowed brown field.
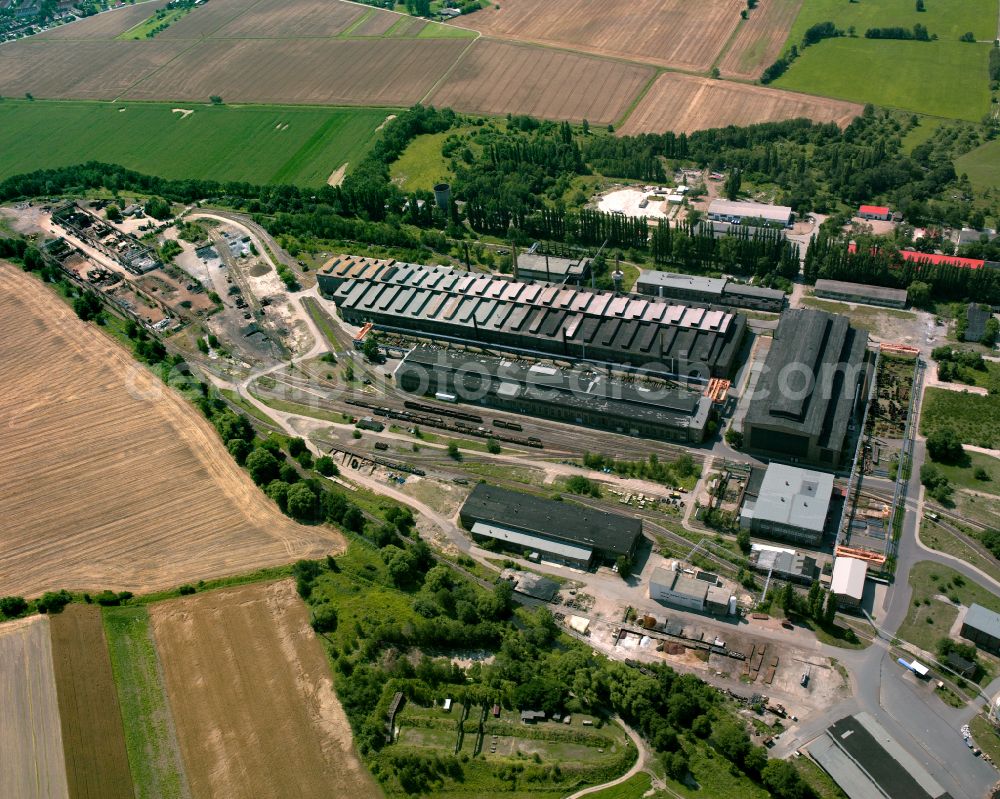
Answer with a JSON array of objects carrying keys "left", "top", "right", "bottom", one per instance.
[
  {"left": 211, "top": 0, "right": 364, "bottom": 38},
  {"left": 619, "top": 73, "right": 862, "bottom": 134},
  {"left": 717, "top": 0, "right": 804, "bottom": 79},
  {"left": 49, "top": 606, "right": 133, "bottom": 799},
  {"left": 35, "top": 0, "right": 169, "bottom": 39},
  {"left": 429, "top": 38, "right": 654, "bottom": 125},
  {"left": 0, "top": 616, "right": 69, "bottom": 799},
  {"left": 124, "top": 37, "right": 470, "bottom": 105},
  {"left": 155, "top": 0, "right": 258, "bottom": 38},
  {"left": 0, "top": 264, "right": 345, "bottom": 596},
  {"left": 149, "top": 581, "right": 381, "bottom": 799},
  {"left": 0, "top": 39, "right": 186, "bottom": 100},
  {"left": 348, "top": 7, "right": 400, "bottom": 36},
  {"left": 454, "top": 0, "right": 744, "bottom": 71}
]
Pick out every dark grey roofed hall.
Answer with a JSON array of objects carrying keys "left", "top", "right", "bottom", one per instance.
[
  {"left": 744, "top": 308, "right": 870, "bottom": 468},
  {"left": 814, "top": 279, "right": 909, "bottom": 308},
  {"left": 396, "top": 346, "right": 713, "bottom": 442},
  {"left": 821, "top": 715, "right": 948, "bottom": 799},
  {"left": 459, "top": 483, "right": 642, "bottom": 565}
]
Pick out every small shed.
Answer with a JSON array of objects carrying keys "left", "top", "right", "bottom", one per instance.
[
  {"left": 947, "top": 650, "right": 976, "bottom": 678},
  {"left": 569, "top": 615, "right": 590, "bottom": 634},
  {"left": 521, "top": 710, "right": 546, "bottom": 724}
]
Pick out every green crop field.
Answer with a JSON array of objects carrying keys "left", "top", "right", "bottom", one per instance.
[
  {"left": 103, "top": 606, "right": 189, "bottom": 799},
  {"left": 956, "top": 138, "right": 1000, "bottom": 191},
  {"left": 775, "top": 39, "right": 991, "bottom": 121},
  {"left": 783, "top": 0, "right": 998, "bottom": 48},
  {"left": 0, "top": 100, "right": 395, "bottom": 185}
]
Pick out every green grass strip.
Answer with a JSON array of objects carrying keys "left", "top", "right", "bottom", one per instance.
[{"left": 103, "top": 606, "right": 189, "bottom": 799}]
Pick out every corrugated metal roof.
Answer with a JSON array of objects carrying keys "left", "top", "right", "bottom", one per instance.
[
  {"left": 964, "top": 603, "right": 1000, "bottom": 640},
  {"left": 470, "top": 522, "right": 593, "bottom": 562}
]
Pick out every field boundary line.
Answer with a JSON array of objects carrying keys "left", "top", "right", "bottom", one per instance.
[
  {"left": 418, "top": 32, "right": 481, "bottom": 105},
  {"left": 181, "top": 0, "right": 270, "bottom": 39},
  {"left": 614, "top": 69, "right": 662, "bottom": 130},
  {"left": 440, "top": 26, "right": 717, "bottom": 72},
  {"left": 338, "top": 7, "right": 375, "bottom": 37},
  {"left": 711, "top": 16, "right": 747, "bottom": 73},
  {"left": 110, "top": 38, "right": 208, "bottom": 102}
]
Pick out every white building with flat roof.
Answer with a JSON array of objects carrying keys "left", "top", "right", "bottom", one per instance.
[
  {"left": 649, "top": 567, "right": 708, "bottom": 611},
  {"left": 830, "top": 557, "right": 868, "bottom": 609},
  {"left": 707, "top": 199, "right": 793, "bottom": 227},
  {"left": 740, "top": 463, "right": 834, "bottom": 546}
]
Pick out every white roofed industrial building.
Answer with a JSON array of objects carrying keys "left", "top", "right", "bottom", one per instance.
[
  {"left": 830, "top": 557, "right": 867, "bottom": 609},
  {"left": 740, "top": 463, "right": 834, "bottom": 546},
  {"left": 707, "top": 199, "right": 793, "bottom": 227}
]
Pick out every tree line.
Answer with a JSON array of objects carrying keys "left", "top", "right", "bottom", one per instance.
[{"left": 804, "top": 230, "right": 1000, "bottom": 304}]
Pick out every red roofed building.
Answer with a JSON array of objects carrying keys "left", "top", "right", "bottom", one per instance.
[
  {"left": 899, "top": 250, "right": 984, "bottom": 270},
  {"left": 858, "top": 205, "right": 892, "bottom": 221}
]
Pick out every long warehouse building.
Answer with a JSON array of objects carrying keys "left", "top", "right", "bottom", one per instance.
[
  {"left": 459, "top": 483, "right": 644, "bottom": 569},
  {"left": 320, "top": 255, "right": 747, "bottom": 379},
  {"left": 396, "top": 346, "right": 714, "bottom": 442}
]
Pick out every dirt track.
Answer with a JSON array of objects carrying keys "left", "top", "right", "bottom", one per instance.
[
  {"left": 49, "top": 605, "right": 134, "bottom": 799},
  {"left": 0, "top": 615, "right": 69, "bottom": 799},
  {"left": 149, "top": 580, "right": 381, "bottom": 799},
  {"left": 0, "top": 263, "right": 345, "bottom": 596}
]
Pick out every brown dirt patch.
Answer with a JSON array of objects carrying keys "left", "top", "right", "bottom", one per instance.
[
  {"left": 211, "top": 0, "right": 365, "bottom": 38},
  {"left": 0, "top": 39, "right": 187, "bottom": 100},
  {"left": 428, "top": 38, "right": 654, "bottom": 125},
  {"left": 35, "top": 0, "right": 170, "bottom": 39},
  {"left": 48, "top": 606, "right": 133, "bottom": 799},
  {"left": 0, "top": 263, "right": 345, "bottom": 596},
  {"left": 327, "top": 162, "right": 348, "bottom": 186},
  {"left": 0, "top": 616, "right": 69, "bottom": 799},
  {"left": 149, "top": 580, "right": 381, "bottom": 799},
  {"left": 123, "top": 37, "right": 469, "bottom": 105},
  {"left": 453, "top": 0, "right": 744, "bottom": 71},
  {"left": 717, "top": 0, "right": 804, "bottom": 79},
  {"left": 619, "top": 73, "right": 862, "bottom": 134}
]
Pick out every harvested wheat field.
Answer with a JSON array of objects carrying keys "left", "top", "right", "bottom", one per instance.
[
  {"left": 717, "top": 0, "right": 803, "bottom": 79},
  {"left": 150, "top": 580, "right": 381, "bottom": 799},
  {"left": 0, "top": 39, "right": 186, "bottom": 100},
  {"left": 211, "top": 0, "right": 365, "bottom": 38},
  {"left": 454, "top": 0, "right": 743, "bottom": 71},
  {"left": 619, "top": 73, "right": 862, "bottom": 134},
  {"left": 429, "top": 39, "right": 654, "bottom": 125},
  {"left": 35, "top": 0, "right": 169, "bottom": 39},
  {"left": 0, "top": 616, "right": 70, "bottom": 799},
  {"left": 124, "top": 37, "right": 469, "bottom": 105},
  {"left": 0, "top": 264, "right": 345, "bottom": 597},
  {"left": 49, "top": 605, "right": 134, "bottom": 799}
]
